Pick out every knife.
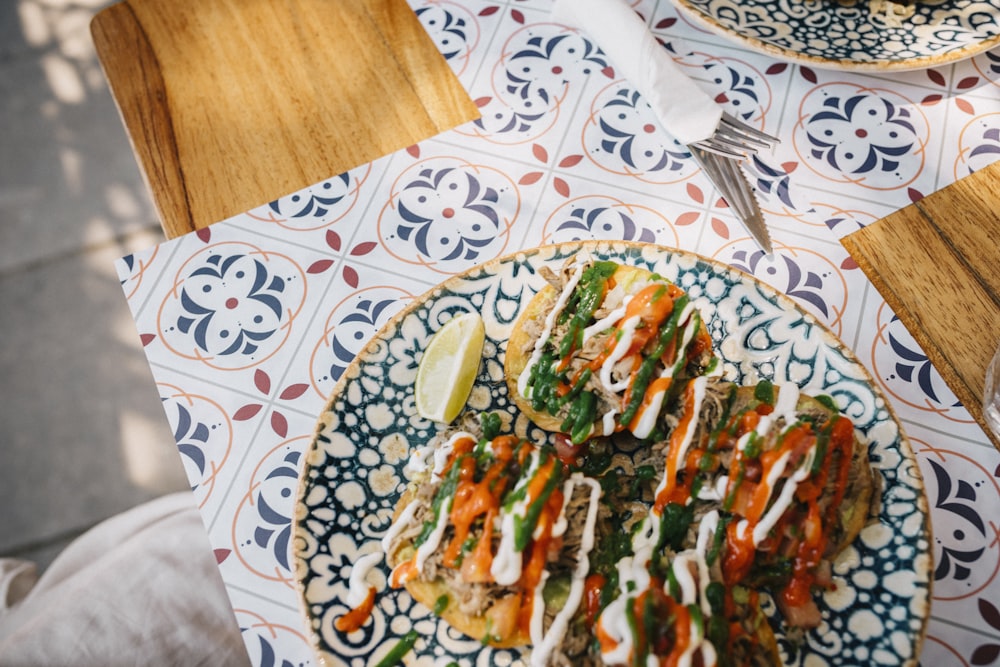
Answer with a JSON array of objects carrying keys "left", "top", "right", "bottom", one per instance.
[{"left": 690, "top": 146, "right": 773, "bottom": 254}]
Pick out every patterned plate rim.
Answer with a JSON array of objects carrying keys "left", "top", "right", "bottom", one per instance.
[
  {"left": 293, "top": 240, "right": 933, "bottom": 666},
  {"left": 669, "top": 0, "right": 1000, "bottom": 72}
]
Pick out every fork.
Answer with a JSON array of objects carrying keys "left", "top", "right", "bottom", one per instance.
[
  {"left": 689, "top": 115, "right": 779, "bottom": 253},
  {"left": 690, "top": 145, "right": 773, "bottom": 250},
  {"left": 551, "top": 0, "right": 780, "bottom": 251},
  {"left": 690, "top": 112, "right": 779, "bottom": 159}
]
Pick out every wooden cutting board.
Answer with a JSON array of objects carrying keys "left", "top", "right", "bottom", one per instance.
[
  {"left": 91, "top": 0, "right": 480, "bottom": 240},
  {"left": 841, "top": 159, "right": 1000, "bottom": 451}
]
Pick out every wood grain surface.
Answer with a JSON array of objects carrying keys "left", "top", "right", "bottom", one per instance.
[
  {"left": 91, "top": 0, "right": 480, "bottom": 239},
  {"left": 842, "top": 159, "right": 1000, "bottom": 451}
]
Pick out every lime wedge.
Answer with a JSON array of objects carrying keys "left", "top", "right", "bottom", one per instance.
[{"left": 415, "top": 312, "right": 486, "bottom": 423}]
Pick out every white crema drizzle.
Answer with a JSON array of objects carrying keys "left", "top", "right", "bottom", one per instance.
[
  {"left": 406, "top": 430, "right": 474, "bottom": 482},
  {"left": 529, "top": 474, "right": 602, "bottom": 667},
  {"left": 728, "top": 383, "right": 819, "bottom": 548},
  {"left": 492, "top": 448, "right": 545, "bottom": 585},
  {"left": 651, "top": 376, "right": 708, "bottom": 505},
  {"left": 346, "top": 552, "right": 384, "bottom": 607},
  {"left": 518, "top": 263, "right": 587, "bottom": 400},
  {"left": 345, "top": 431, "right": 476, "bottom": 612},
  {"left": 598, "top": 376, "right": 716, "bottom": 665}
]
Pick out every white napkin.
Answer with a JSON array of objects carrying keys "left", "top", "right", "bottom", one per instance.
[{"left": 551, "top": 0, "right": 722, "bottom": 146}]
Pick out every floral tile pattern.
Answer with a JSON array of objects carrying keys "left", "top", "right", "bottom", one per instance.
[{"left": 114, "top": 1, "right": 1000, "bottom": 664}]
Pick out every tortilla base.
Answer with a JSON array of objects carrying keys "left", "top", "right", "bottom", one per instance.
[
  {"left": 504, "top": 263, "right": 665, "bottom": 435},
  {"left": 387, "top": 488, "right": 532, "bottom": 648}
]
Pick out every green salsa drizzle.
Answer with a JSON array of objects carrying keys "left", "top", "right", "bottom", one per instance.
[
  {"left": 705, "top": 385, "right": 737, "bottom": 454},
  {"left": 624, "top": 594, "right": 641, "bottom": 667},
  {"left": 815, "top": 393, "right": 838, "bottom": 411},
  {"left": 753, "top": 379, "right": 775, "bottom": 405},
  {"left": 523, "top": 262, "right": 617, "bottom": 441},
  {"left": 558, "top": 261, "right": 618, "bottom": 359},
  {"left": 723, "top": 462, "right": 746, "bottom": 513},
  {"left": 514, "top": 460, "right": 564, "bottom": 551},
  {"left": 414, "top": 452, "right": 465, "bottom": 547},
  {"left": 706, "top": 514, "right": 730, "bottom": 566},
  {"left": 373, "top": 629, "right": 419, "bottom": 667},
  {"left": 688, "top": 603, "right": 705, "bottom": 637},
  {"left": 658, "top": 502, "right": 695, "bottom": 554},
  {"left": 665, "top": 564, "right": 681, "bottom": 600},
  {"left": 811, "top": 419, "right": 834, "bottom": 475},
  {"left": 619, "top": 296, "right": 694, "bottom": 427},
  {"left": 561, "top": 390, "right": 597, "bottom": 444},
  {"left": 581, "top": 445, "right": 613, "bottom": 478},
  {"left": 526, "top": 349, "right": 560, "bottom": 414},
  {"left": 480, "top": 412, "right": 502, "bottom": 440}
]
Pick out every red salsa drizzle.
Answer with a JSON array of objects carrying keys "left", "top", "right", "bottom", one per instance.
[
  {"left": 386, "top": 432, "right": 570, "bottom": 644},
  {"left": 596, "top": 380, "right": 858, "bottom": 666},
  {"left": 526, "top": 263, "right": 713, "bottom": 445}
]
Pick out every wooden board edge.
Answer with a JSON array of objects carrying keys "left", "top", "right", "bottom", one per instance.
[
  {"left": 842, "top": 226, "right": 1000, "bottom": 452},
  {"left": 90, "top": 2, "right": 194, "bottom": 239}
]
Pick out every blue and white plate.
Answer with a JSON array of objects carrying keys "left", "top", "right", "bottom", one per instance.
[
  {"left": 670, "top": 0, "right": 1000, "bottom": 71},
  {"left": 294, "top": 241, "right": 931, "bottom": 666}
]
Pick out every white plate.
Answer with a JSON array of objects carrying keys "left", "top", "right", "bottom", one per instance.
[{"left": 294, "top": 240, "right": 931, "bottom": 666}]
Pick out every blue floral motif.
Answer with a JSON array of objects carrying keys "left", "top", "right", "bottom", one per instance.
[
  {"left": 119, "top": 253, "right": 137, "bottom": 287},
  {"left": 887, "top": 318, "right": 961, "bottom": 407},
  {"left": 250, "top": 167, "right": 371, "bottom": 230},
  {"left": 175, "top": 254, "right": 285, "bottom": 357},
  {"left": 415, "top": 4, "right": 470, "bottom": 62},
  {"left": 702, "top": 61, "right": 763, "bottom": 124},
  {"left": 967, "top": 126, "right": 1000, "bottom": 172},
  {"left": 117, "top": 246, "right": 159, "bottom": 298},
  {"left": 806, "top": 94, "right": 917, "bottom": 174},
  {"left": 551, "top": 205, "right": 657, "bottom": 243},
  {"left": 474, "top": 29, "right": 607, "bottom": 139},
  {"left": 750, "top": 156, "right": 794, "bottom": 209},
  {"left": 927, "top": 458, "right": 987, "bottom": 584},
  {"left": 242, "top": 630, "right": 296, "bottom": 667},
  {"left": 394, "top": 166, "right": 505, "bottom": 262},
  {"left": 329, "top": 297, "right": 402, "bottom": 382},
  {"left": 171, "top": 401, "right": 211, "bottom": 486},
  {"left": 269, "top": 173, "right": 352, "bottom": 220},
  {"left": 476, "top": 107, "right": 549, "bottom": 136},
  {"left": 596, "top": 89, "right": 690, "bottom": 173},
  {"left": 986, "top": 49, "right": 1000, "bottom": 75},
  {"left": 504, "top": 33, "right": 605, "bottom": 104},
  {"left": 730, "top": 250, "right": 830, "bottom": 318},
  {"left": 253, "top": 449, "right": 300, "bottom": 572}
]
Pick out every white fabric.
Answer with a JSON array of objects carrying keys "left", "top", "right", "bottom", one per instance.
[
  {"left": 0, "top": 493, "right": 249, "bottom": 667},
  {"left": 551, "top": 0, "right": 722, "bottom": 145}
]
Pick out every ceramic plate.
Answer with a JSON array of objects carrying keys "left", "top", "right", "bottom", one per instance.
[
  {"left": 670, "top": 0, "right": 1000, "bottom": 71},
  {"left": 294, "top": 241, "right": 931, "bottom": 666}
]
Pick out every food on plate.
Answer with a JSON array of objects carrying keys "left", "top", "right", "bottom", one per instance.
[
  {"left": 506, "top": 258, "right": 716, "bottom": 445},
  {"left": 347, "top": 379, "right": 873, "bottom": 665},
  {"left": 865, "top": 0, "right": 917, "bottom": 25},
  {"left": 414, "top": 311, "right": 486, "bottom": 423},
  {"left": 333, "top": 257, "right": 877, "bottom": 667},
  {"left": 586, "top": 378, "right": 876, "bottom": 665},
  {"left": 382, "top": 413, "right": 602, "bottom": 665}
]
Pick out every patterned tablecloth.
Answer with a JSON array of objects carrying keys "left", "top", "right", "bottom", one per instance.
[{"left": 115, "top": 1, "right": 1000, "bottom": 664}]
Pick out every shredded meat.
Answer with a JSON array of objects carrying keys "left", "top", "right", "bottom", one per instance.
[
  {"left": 390, "top": 423, "right": 600, "bottom": 628},
  {"left": 540, "top": 265, "right": 563, "bottom": 291}
]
